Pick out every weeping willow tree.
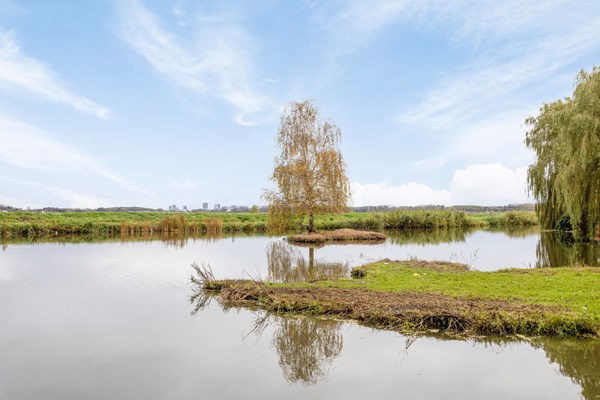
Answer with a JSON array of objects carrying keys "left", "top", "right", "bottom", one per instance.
[
  {"left": 526, "top": 67, "right": 600, "bottom": 240},
  {"left": 263, "top": 100, "right": 351, "bottom": 233}
]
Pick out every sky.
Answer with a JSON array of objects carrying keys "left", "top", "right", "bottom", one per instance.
[{"left": 0, "top": 0, "right": 599, "bottom": 209}]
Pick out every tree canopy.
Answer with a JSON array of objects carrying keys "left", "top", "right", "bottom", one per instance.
[
  {"left": 525, "top": 67, "right": 600, "bottom": 239},
  {"left": 263, "top": 100, "right": 351, "bottom": 233}
]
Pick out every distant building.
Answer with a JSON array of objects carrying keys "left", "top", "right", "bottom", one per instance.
[
  {"left": 168, "top": 204, "right": 180, "bottom": 212},
  {"left": 182, "top": 205, "right": 188, "bottom": 212},
  {"left": 203, "top": 202, "right": 208, "bottom": 210},
  {"left": 214, "top": 203, "right": 220, "bottom": 210}
]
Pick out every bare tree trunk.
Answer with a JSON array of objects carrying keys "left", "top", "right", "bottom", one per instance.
[{"left": 308, "top": 213, "right": 315, "bottom": 233}]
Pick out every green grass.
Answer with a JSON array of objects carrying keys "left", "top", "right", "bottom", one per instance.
[
  {"left": 469, "top": 211, "right": 539, "bottom": 227},
  {"left": 329, "top": 261, "right": 600, "bottom": 316},
  {"left": 0, "top": 211, "right": 268, "bottom": 237},
  {"left": 0, "top": 210, "right": 538, "bottom": 238},
  {"left": 206, "top": 260, "right": 600, "bottom": 337}
]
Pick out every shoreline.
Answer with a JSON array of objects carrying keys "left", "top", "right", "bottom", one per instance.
[
  {"left": 0, "top": 210, "right": 537, "bottom": 239},
  {"left": 196, "top": 260, "right": 600, "bottom": 338}
]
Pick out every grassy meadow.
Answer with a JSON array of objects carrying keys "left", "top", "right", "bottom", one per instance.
[{"left": 0, "top": 209, "right": 538, "bottom": 239}]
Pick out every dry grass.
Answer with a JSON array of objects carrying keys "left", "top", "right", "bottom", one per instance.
[
  {"left": 203, "top": 218, "right": 224, "bottom": 234},
  {"left": 207, "top": 281, "right": 596, "bottom": 336},
  {"left": 288, "top": 228, "right": 386, "bottom": 244}
]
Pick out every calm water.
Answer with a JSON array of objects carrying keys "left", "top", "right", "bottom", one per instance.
[{"left": 1, "top": 229, "right": 599, "bottom": 399}]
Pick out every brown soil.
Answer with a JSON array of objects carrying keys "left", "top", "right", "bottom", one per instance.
[{"left": 288, "top": 229, "right": 386, "bottom": 244}]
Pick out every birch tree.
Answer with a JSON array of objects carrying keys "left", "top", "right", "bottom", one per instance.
[{"left": 263, "top": 100, "right": 350, "bottom": 233}]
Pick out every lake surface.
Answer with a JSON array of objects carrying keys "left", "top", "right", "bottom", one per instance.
[{"left": 1, "top": 228, "right": 599, "bottom": 399}]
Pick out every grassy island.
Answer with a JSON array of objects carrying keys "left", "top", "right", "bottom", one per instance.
[
  {"left": 287, "top": 228, "right": 386, "bottom": 243},
  {"left": 197, "top": 260, "right": 600, "bottom": 338}
]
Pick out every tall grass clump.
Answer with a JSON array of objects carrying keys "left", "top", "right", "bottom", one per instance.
[
  {"left": 383, "top": 210, "right": 469, "bottom": 229},
  {"left": 477, "top": 211, "right": 538, "bottom": 227},
  {"left": 159, "top": 214, "right": 188, "bottom": 233},
  {"left": 501, "top": 211, "right": 538, "bottom": 226},
  {"left": 1, "top": 217, "right": 7, "bottom": 239},
  {"left": 203, "top": 218, "right": 224, "bottom": 234}
]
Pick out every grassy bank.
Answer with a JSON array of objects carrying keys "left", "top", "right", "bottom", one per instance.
[
  {"left": 0, "top": 210, "right": 538, "bottom": 238},
  {"left": 198, "top": 260, "right": 600, "bottom": 338},
  {"left": 0, "top": 211, "right": 268, "bottom": 238}
]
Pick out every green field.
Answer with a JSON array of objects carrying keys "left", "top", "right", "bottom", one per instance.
[
  {"left": 0, "top": 209, "right": 538, "bottom": 238},
  {"left": 338, "top": 261, "right": 600, "bottom": 316}
]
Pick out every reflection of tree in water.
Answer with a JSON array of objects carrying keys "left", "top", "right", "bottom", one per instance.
[
  {"left": 272, "top": 317, "right": 343, "bottom": 385},
  {"left": 492, "top": 226, "right": 540, "bottom": 238},
  {"left": 266, "top": 240, "right": 348, "bottom": 283},
  {"left": 536, "top": 232, "right": 600, "bottom": 268},
  {"left": 535, "top": 339, "right": 600, "bottom": 400},
  {"left": 386, "top": 228, "right": 470, "bottom": 246}
]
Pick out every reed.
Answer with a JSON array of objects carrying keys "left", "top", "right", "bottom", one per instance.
[
  {"left": 203, "top": 218, "right": 224, "bottom": 234},
  {"left": 383, "top": 210, "right": 470, "bottom": 229}
]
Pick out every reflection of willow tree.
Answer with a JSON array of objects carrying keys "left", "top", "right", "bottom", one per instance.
[
  {"left": 536, "top": 232, "right": 600, "bottom": 268},
  {"left": 272, "top": 317, "right": 343, "bottom": 385},
  {"left": 535, "top": 339, "right": 600, "bottom": 400},
  {"left": 266, "top": 240, "right": 348, "bottom": 283},
  {"left": 386, "top": 228, "right": 470, "bottom": 246},
  {"left": 495, "top": 226, "right": 540, "bottom": 238}
]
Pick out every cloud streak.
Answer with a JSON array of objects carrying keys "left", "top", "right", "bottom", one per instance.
[
  {"left": 395, "top": 1, "right": 600, "bottom": 127},
  {"left": 321, "top": 1, "right": 600, "bottom": 129},
  {"left": 7, "top": 178, "right": 112, "bottom": 209},
  {"left": 0, "top": 114, "right": 150, "bottom": 195},
  {"left": 0, "top": 31, "right": 110, "bottom": 118},
  {"left": 399, "top": 18, "right": 600, "bottom": 127},
  {"left": 116, "top": 0, "right": 273, "bottom": 125}
]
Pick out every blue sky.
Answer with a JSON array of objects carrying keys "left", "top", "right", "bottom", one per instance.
[{"left": 1, "top": 0, "right": 599, "bottom": 209}]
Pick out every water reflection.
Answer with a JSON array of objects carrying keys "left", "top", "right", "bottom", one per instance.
[
  {"left": 5, "top": 227, "right": 600, "bottom": 269},
  {"left": 188, "top": 268, "right": 343, "bottom": 386},
  {"left": 498, "top": 226, "right": 540, "bottom": 238},
  {"left": 536, "top": 232, "right": 600, "bottom": 267},
  {"left": 272, "top": 317, "right": 343, "bottom": 385},
  {"left": 266, "top": 240, "right": 349, "bottom": 283},
  {"left": 0, "top": 231, "right": 231, "bottom": 249},
  {"left": 534, "top": 339, "right": 600, "bottom": 400},
  {"left": 386, "top": 228, "right": 470, "bottom": 246}
]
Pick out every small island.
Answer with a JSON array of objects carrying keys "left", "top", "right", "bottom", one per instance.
[
  {"left": 195, "top": 259, "right": 600, "bottom": 338},
  {"left": 287, "top": 228, "right": 386, "bottom": 244}
]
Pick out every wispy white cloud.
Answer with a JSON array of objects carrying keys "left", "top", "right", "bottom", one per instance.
[
  {"left": 352, "top": 163, "right": 531, "bottom": 206},
  {"left": 172, "top": 178, "right": 197, "bottom": 189},
  {"left": 336, "top": 0, "right": 408, "bottom": 36},
  {"left": 0, "top": 114, "right": 150, "bottom": 194},
  {"left": 399, "top": 16, "right": 600, "bottom": 127},
  {"left": 116, "top": 0, "right": 274, "bottom": 125},
  {"left": 328, "top": 0, "right": 573, "bottom": 50},
  {"left": 319, "top": 1, "right": 599, "bottom": 130},
  {"left": 0, "top": 31, "right": 111, "bottom": 118},
  {"left": 8, "top": 178, "right": 112, "bottom": 209},
  {"left": 412, "top": 111, "right": 534, "bottom": 171}
]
